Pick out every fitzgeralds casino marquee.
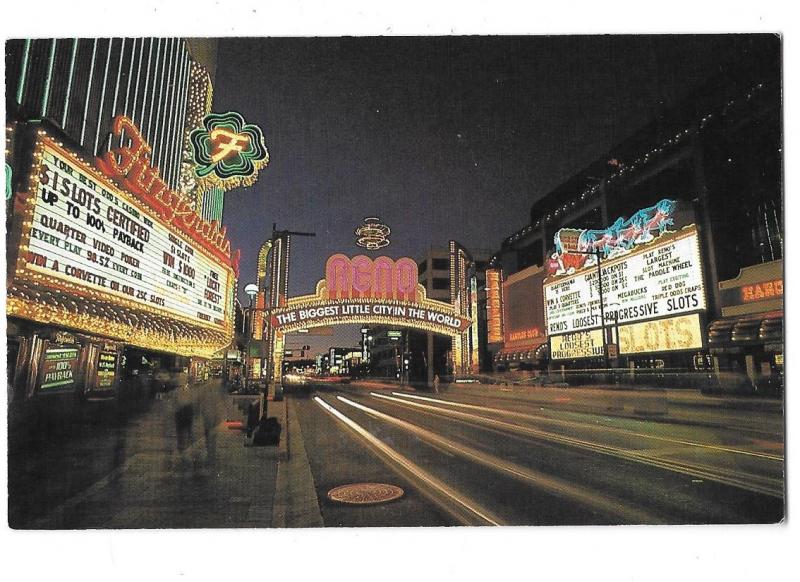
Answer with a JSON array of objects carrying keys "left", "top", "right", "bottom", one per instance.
[{"left": 7, "top": 119, "right": 238, "bottom": 358}]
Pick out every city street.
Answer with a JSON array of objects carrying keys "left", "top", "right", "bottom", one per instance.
[
  {"left": 1, "top": 35, "right": 789, "bottom": 582},
  {"left": 8, "top": 380, "right": 783, "bottom": 529},
  {"left": 2, "top": 19, "right": 796, "bottom": 582},
  {"left": 294, "top": 381, "right": 784, "bottom": 526}
]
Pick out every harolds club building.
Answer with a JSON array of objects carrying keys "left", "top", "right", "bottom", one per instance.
[
  {"left": 488, "top": 58, "right": 782, "bottom": 393},
  {"left": 5, "top": 38, "right": 240, "bottom": 417}
]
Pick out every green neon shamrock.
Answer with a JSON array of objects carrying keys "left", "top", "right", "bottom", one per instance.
[{"left": 190, "top": 111, "right": 268, "bottom": 184}]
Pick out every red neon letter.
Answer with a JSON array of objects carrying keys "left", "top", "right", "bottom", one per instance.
[
  {"left": 326, "top": 254, "right": 352, "bottom": 299},
  {"left": 372, "top": 256, "right": 395, "bottom": 299},
  {"left": 351, "top": 255, "right": 373, "bottom": 297},
  {"left": 395, "top": 258, "right": 418, "bottom": 302}
]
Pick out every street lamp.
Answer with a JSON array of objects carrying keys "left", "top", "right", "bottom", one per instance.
[
  {"left": 606, "top": 302, "right": 622, "bottom": 385},
  {"left": 606, "top": 302, "right": 621, "bottom": 355},
  {"left": 243, "top": 283, "right": 259, "bottom": 388}
]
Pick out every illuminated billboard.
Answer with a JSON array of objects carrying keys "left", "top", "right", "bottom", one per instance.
[
  {"left": 548, "top": 199, "right": 677, "bottom": 275},
  {"left": 485, "top": 268, "right": 504, "bottom": 344},
  {"left": 8, "top": 128, "right": 237, "bottom": 357},
  {"left": 618, "top": 313, "right": 704, "bottom": 355},
  {"left": 37, "top": 346, "right": 80, "bottom": 393},
  {"left": 95, "top": 351, "right": 118, "bottom": 390},
  {"left": 503, "top": 265, "right": 547, "bottom": 349},
  {"left": 21, "top": 140, "right": 234, "bottom": 331},
  {"left": 550, "top": 329, "right": 604, "bottom": 360},
  {"left": 544, "top": 226, "right": 705, "bottom": 335}
]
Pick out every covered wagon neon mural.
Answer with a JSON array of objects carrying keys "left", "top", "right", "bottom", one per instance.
[{"left": 547, "top": 199, "right": 677, "bottom": 276}]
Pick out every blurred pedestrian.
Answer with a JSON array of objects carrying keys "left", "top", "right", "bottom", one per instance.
[
  {"left": 198, "top": 382, "right": 223, "bottom": 462},
  {"left": 174, "top": 378, "right": 194, "bottom": 461},
  {"left": 433, "top": 374, "right": 440, "bottom": 394}
]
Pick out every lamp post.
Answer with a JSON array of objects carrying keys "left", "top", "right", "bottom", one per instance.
[
  {"left": 606, "top": 302, "right": 621, "bottom": 356},
  {"left": 243, "top": 283, "right": 259, "bottom": 388}
]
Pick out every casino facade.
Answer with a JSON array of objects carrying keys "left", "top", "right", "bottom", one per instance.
[
  {"left": 488, "top": 48, "right": 782, "bottom": 393},
  {"left": 6, "top": 38, "right": 238, "bottom": 410}
]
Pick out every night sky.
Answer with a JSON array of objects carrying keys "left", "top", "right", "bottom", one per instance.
[{"left": 212, "top": 35, "right": 769, "bottom": 353}]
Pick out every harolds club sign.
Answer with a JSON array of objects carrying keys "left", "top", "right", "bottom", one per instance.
[
  {"left": 95, "top": 115, "right": 240, "bottom": 274},
  {"left": 741, "top": 279, "right": 783, "bottom": 303}
]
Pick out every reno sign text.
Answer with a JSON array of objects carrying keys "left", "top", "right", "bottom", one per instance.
[
  {"left": 95, "top": 116, "right": 239, "bottom": 274},
  {"left": 326, "top": 254, "right": 418, "bottom": 301}
]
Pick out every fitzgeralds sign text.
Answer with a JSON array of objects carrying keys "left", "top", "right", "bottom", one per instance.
[{"left": 95, "top": 116, "right": 239, "bottom": 273}]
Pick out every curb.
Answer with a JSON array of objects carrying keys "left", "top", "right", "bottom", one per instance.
[
  {"left": 266, "top": 397, "right": 288, "bottom": 461},
  {"left": 271, "top": 397, "right": 324, "bottom": 528}
]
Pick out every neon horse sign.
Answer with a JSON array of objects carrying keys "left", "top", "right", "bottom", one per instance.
[{"left": 548, "top": 199, "right": 677, "bottom": 275}]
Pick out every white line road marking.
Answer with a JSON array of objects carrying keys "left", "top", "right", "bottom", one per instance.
[
  {"left": 376, "top": 393, "right": 782, "bottom": 498},
  {"left": 391, "top": 392, "right": 783, "bottom": 461},
  {"left": 313, "top": 396, "right": 504, "bottom": 526},
  {"left": 337, "top": 395, "right": 660, "bottom": 524}
]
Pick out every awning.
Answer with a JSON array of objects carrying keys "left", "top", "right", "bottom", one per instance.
[
  {"left": 493, "top": 340, "right": 549, "bottom": 363},
  {"left": 707, "top": 310, "right": 783, "bottom": 350}
]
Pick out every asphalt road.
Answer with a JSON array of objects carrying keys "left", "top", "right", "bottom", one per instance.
[{"left": 291, "top": 382, "right": 784, "bottom": 526}]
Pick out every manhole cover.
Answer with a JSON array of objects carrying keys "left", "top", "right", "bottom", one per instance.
[{"left": 327, "top": 483, "right": 405, "bottom": 505}]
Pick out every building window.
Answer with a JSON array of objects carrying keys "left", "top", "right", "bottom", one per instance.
[
  {"left": 432, "top": 277, "right": 449, "bottom": 290},
  {"left": 754, "top": 198, "right": 783, "bottom": 263},
  {"left": 432, "top": 258, "right": 449, "bottom": 271}
]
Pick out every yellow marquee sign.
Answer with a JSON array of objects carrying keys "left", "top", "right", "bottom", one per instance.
[{"left": 618, "top": 313, "right": 704, "bottom": 355}]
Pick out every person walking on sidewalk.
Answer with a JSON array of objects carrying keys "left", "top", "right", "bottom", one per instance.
[
  {"left": 198, "top": 381, "right": 223, "bottom": 462},
  {"left": 174, "top": 373, "right": 194, "bottom": 461},
  {"left": 433, "top": 374, "right": 440, "bottom": 394}
]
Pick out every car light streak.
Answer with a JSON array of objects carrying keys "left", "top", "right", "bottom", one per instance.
[
  {"left": 377, "top": 393, "right": 782, "bottom": 498},
  {"left": 337, "top": 395, "right": 659, "bottom": 524},
  {"left": 390, "top": 392, "right": 783, "bottom": 462},
  {"left": 313, "top": 396, "right": 503, "bottom": 526}
]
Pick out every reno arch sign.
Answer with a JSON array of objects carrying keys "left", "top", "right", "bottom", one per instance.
[
  {"left": 271, "top": 301, "right": 470, "bottom": 333},
  {"left": 262, "top": 245, "right": 478, "bottom": 385},
  {"left": 325, "top": 254, "right": 418, "bottom": 301},
  {"left": 269, "top": 253, "right": 471, "bottom": 336}
]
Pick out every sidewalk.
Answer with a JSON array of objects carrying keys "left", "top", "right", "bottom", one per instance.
[{"left": 11, "top": 382, "right": 322, "bottom": 529}]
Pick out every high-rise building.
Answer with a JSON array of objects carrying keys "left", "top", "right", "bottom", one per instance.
[
  {"left": 368, "top": 246, "right": 491, "bottom": 381},
  {"left": 490, "top": 44, "right": 782, "bottom": 389},
  {"left": 5, "top": 37, "right": 237, "bottom": 417},
  {"left": 6, "top": 38, "right": 217, "bottom": 196}
]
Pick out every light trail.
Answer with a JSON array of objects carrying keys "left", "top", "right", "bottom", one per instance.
[
  {"left": 336, "top": 395, "right": 660, "bottom": 524},
  {"left": 313, "top": 396, "right": 504, "bottom": 526},
  {"left": 390, "top": 392, "right": 784, "bottom": 462},
  {"left": 374, "top": 393, "right": 782, "bottom": 498}
]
